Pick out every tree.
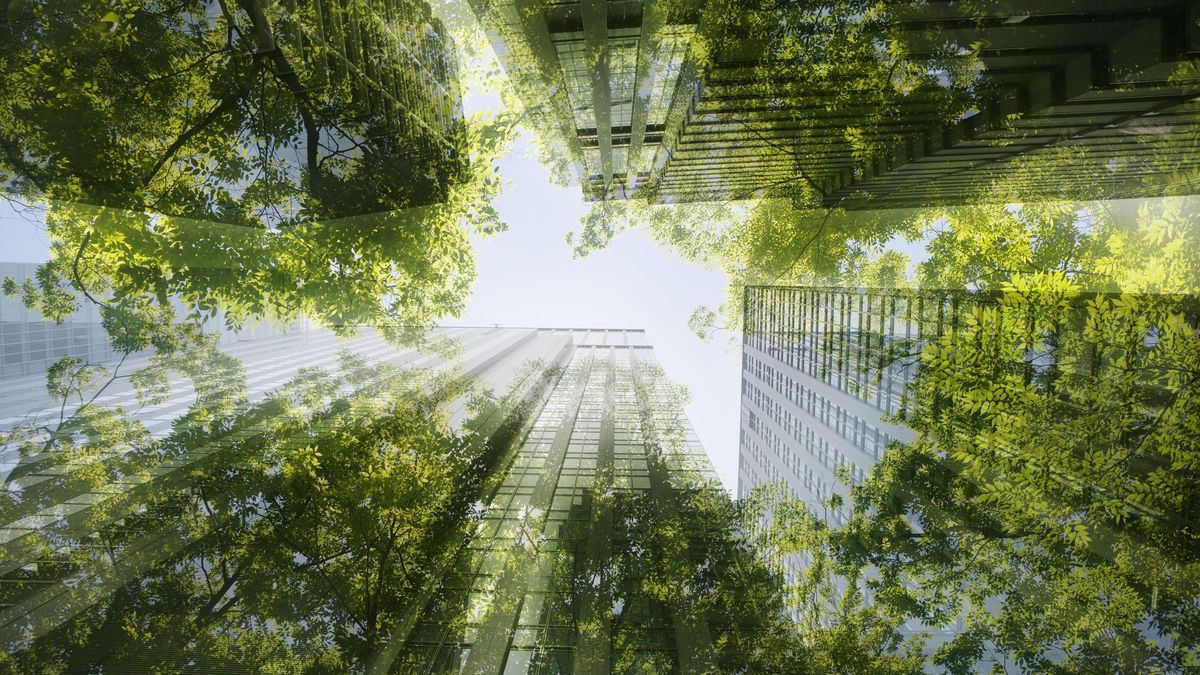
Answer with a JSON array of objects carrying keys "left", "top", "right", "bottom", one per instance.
[
  {"left": 0, "top": 350, "right": 549, "bottom": 672},
  {"left": 754, "top": 276, "right": 1200, "bottom": 673},
  {"left": 726, "top": 100, "right": 1200, "bottom": 670},
  {"left": 0, "top": 0, "right": 517, "bottom": 335},
  {"left": 619, "top": 362, "right": 927, "bottom": 673},
  {"left": 0, "top": 0, "right": 468, "bottom": 216}
]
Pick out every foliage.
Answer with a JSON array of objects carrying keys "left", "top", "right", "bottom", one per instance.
[
  {"left": 0, "top": 351, "right": 510, "bottom": 672},
  {"left": 464, "top": 0, "right": 586, "bottom": 189},
  {"left": 756, "top": 277, "right": 1200, "bottom": 672},
  {"left": 721, "top": 88, "right": 1200, "bottom": 669},
  {"left": 625, "top": 363, "right": 926, "bottom": 673},
  {"left": 0, "top": 0, "right": 465, "bottom": 216},
  {"left": 0, "top": 0, "right": 519, "bottom": 334}
]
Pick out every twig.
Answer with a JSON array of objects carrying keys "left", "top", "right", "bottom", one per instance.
[
  {"left": 71, "top": 231, "right": 108, "bottom": 308},
  {"left": 766, "top": 202, "right": 842, "bottom": 284}
]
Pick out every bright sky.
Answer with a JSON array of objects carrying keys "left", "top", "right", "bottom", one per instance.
[
  {"left": 449, "top": 132, "right": 743, "bottom": 492},
  {"left": 0, "top": 158, "right": 745, "bottom": 497},
  {"left": 0, "top": 4, "right": 748, "bottom": 493},
  {"left": 3, "top": 203, "right": 50, "bottom": 261}
]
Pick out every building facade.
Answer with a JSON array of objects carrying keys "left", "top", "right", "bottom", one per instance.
[
  {"left": 737, "top": 284, "right": 995, "bottom": 649},
  {"left": 476, "top": 0, "right": 1199, "bottom": 206},
  {"left": 3, "top": 326, "right": 777, "bottom": 671},
  {"left": 737, "top": 285, "right": 928, "bottom": 518},
  {"left": 391, "top": 328, "right": 747, "bottom": 673},
  {"left": 0, "top": 263, "right": 313, "bottom": 381},
  {"left": 1, "top": 263, "right": 119, "bottom": 381},
  {"left": 467, "top": 0, "right": 706, "bottom": 200},
  {"left": 737, "top": 283, "right": 992, "bottom": 620}
]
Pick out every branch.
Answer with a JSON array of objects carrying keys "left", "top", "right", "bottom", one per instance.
[
  {"left": 766, "top": 203, "right": 840, "bottom": 284},
  {"left": 234, "top": 0, "right": 323, "bottom": 199},
  {"left": 71, "top": 231, "right": 108, "bottom": 308},
  {"left": 142, "top": 82, "right": 252, "bottom": 187},
  {"left": 140, "top": 46, "right": 234, "bottom": 87},
  {"left": 196, "top": 562, "right": 245, "bottom": 622},
  {"left": 738, "top": 121, "right": 829, "bottom": 201},
  {"left": 722, "top": 172, "right": 807, "bottom": 205},
  {"left": 80, "top": 351, "right": 131, "bottom": 409},
  {"left": 277, "top": 528, "right": 367, "bottom": 631}
]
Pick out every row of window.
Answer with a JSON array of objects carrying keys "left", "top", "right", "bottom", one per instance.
[
  {"left": 743, "top": 355, "right": 895, "bottom": 461},
  {"left": 743, "top": 287, "right": 927, "bottom": 416}
]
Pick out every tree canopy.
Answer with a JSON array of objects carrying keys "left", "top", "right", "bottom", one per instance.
[
  {"left": 0, "top": 348, "right": 525, "bottom": 671},
  {"left": 784, "top": 283, "right": 1197, "bottom": 671},
  {"left": 1, "top": 0, "right": 519, "bottom": 335}
]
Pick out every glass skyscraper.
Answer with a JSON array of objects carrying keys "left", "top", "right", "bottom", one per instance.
[
  {"left": 738, "top": 285, "right": 927, "bottom": 520},
  {"left": 1, "top": 263, "right": 120, "bottom": 381},
  {"left": 466, "top": 0, "right": 705, "bottom": 200},
  {"left": 738, "top": 283, "right": 997, "bottom": 615},
  {"left": 391, "top": 329, "right": 734, "bottom": 673},
  {"left": 472, "top": 1, "right": 1199, "bottom": 206},
  {"left": 738, "top": 284, "right": 985, "bottom": 641},
  {"left": 3, "top": 326, "right": 781, "bottom": 671}
]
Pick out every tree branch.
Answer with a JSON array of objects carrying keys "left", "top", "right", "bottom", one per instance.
[
  {"left": 71, "top": 231, "right": 108, "bottom": 308},
  {"left": 234, "top": 0, "right": 323, "bottom": 199},
  {"left": 140, "top": 46, "right": 234, "bottom": 87},
  {"left": 142, "top": 82, "right": 252, "bottom": 187},
  {"left": 738, "top": 120, "right": 829, "bottom": 201},
  {"left": 766, "top": 203, "right": 840, "bottom": 284}
]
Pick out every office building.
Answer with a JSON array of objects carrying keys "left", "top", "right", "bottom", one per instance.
[
  {"left": 738, "top": 284, "right": 996, "bottom": 653},
  {"left": 738, "top": 286, "right": 929, "bottom": 519},
  {"left": 738, "top": 283, "right": 988, "bottom": 626},
  {"left": 467, "top": 0, "right": 706, "bottom": 200},
  {"left": 1, "top": 263, "right": 120, "bottom": 381},
  {"left": 475, "top": 0, "right": 1200, "bottom": 206},
  {"left": 388, "top": 329, "right": 747, "bottom": 672},
  {"left": 0, "top": 262, "right": 313, "bottom": 445},
  {"left": 3, "top": 327, "right": 774, "bottom": 671},
  {"left": 0, "top": 263, "right": 307, "bottom": 381}
]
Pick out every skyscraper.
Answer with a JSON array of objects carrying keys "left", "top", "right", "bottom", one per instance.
[
  {"left": 3, "top": 327, "right": 783, "bottom": 671},
  {"left": 738, "top": 286, "right": 924, "bottom": 521},
  {"left": 738, "top": 284, "right": 995, "bottom": 647},
  {"left": 475, "top": 0, "right": 1200, "bottom": 206},
  {"left": 738, "top": 282, "right": 1200, "bottom": 668},
  {"left": 389, "top": 328, "right": 748, "bottom": 673},
  {"left": 738, "top": 283, "right": 990, "bottom": 616},
  {"left": 467, "top": 0, "right": 706, "bottom": 200},
  {"left": 0, "top": 262, "right": 311, "bottom": 383}
]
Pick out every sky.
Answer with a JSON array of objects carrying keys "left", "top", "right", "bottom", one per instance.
[
  {"left": 0, "top": 149, "right": 746, "bottom": 496},
  {"left": 4, "top": 203, "right": 50, "bottom": 260},
  {"left": 0, "top": 4, "right": 748, "bottom": 493},
  {"left": 449, "top": 133, "right": 744, "bottom": 492}
]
